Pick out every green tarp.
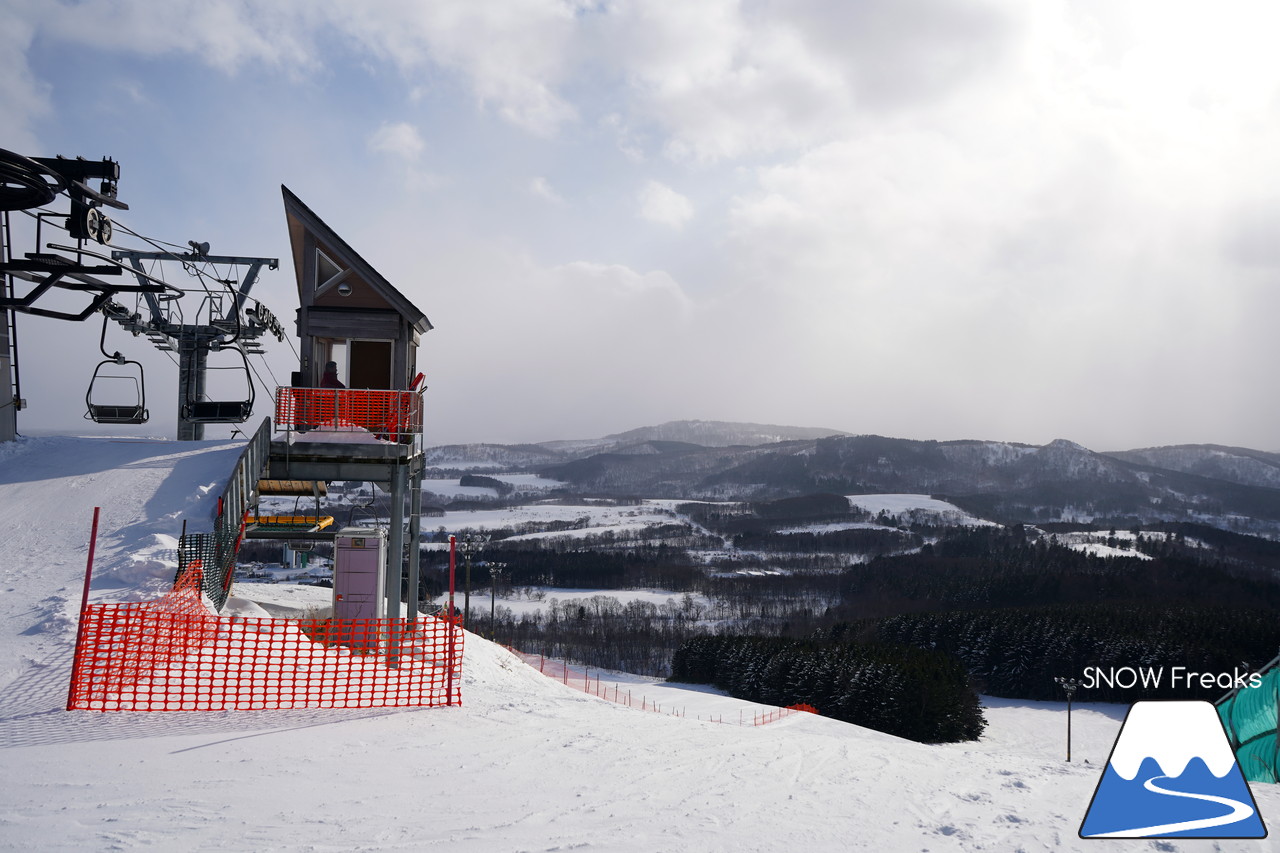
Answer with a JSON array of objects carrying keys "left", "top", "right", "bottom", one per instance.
[{"left": 1218, "top": 663, "right": 1280, "bottom": 784}]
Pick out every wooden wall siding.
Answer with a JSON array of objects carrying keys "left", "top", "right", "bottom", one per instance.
[
  {"left": 307, "top": 307, "right": 402, "bottom": 339},
  {"left": 287, "top": 217, "right": 308, "bottom": 295},
  {"left": 314, "top": 277, "right": 393, "bottom": 311}
]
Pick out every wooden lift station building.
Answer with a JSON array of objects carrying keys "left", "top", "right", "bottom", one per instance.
[{"left": 259, "top": 187, "right": 434, "bottom": 620}]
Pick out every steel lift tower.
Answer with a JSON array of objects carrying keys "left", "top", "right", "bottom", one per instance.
[{"left": 108, "top": 247, "right": 280, "bottom": 440}]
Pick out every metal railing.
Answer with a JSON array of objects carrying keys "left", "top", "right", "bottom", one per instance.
[
  {"left": 175, "top": 416, "right": 271, "bottom": 610},
  {"left": 273, "top": 386, "right": 423, "bottom": 446}
]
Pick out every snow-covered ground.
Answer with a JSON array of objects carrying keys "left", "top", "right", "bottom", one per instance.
[
  {"left": 422, "top": 474, "right": 565, "bottom": 501},
  {"left": 775, "top": 520, "right": 891, "bottom": 534},
  {"left": 1051, "top": 529, "right": 1159, "bottom": 561},
  {"left": 421, "top": 500, "right": 680, "bottom": 544},
  {"left": 2, "top": 436, "right": 1277, "bottom": 851},
  {"left": 846, "top": 493, "right": 997, "bottom": 527},
  {"left": 443, "top": 587, "right": 712, "bottom": 620}
]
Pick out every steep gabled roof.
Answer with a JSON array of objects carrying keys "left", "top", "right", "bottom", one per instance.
[{"left": 281, "top": 185, "right": 432, "bottom": 334}]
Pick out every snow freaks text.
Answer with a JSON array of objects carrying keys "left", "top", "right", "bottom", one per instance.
[{"left": 1081, "top": 667, "right": 1262, "bottom": 691}]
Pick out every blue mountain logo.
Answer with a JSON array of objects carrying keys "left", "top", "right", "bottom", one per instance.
[{"left": 1080, "top": 700, "right": 1267, "bottom": 839}]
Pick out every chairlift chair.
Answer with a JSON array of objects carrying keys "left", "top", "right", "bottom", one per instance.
[
  {"left": 184, "top": 400, "right": 254, "bottom": 423},
  {"left": 85, "top": 357, "right": 149, "bottom": 424},
  {"left": 84, "top": 314, "right": 149, "bottom": 425},
  {"left": 181, "top": 343, "right": 255, "bottom": 424}
]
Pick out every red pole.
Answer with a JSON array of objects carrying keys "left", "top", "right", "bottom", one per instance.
[
  {"left": 445, "top": 534, "right": 458, "bottom": 705},
  {"left": 66, "top": 507, "right": 101, "bottom": 711},
  {"left": 448, "top": 535, "right": 457, "bottom": 620}
]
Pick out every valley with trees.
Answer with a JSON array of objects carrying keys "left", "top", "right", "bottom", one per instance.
[{"left": 258, "top": 421, "right": 1280, "bottom": 743}]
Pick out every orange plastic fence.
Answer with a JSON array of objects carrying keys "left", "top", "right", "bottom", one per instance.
[
  {"left": 68, "top": 567, "right": 464, "bottom": 711},
  {"left": 507, "top": 648, "right": 806, "bottom": 726},
  {"left": 274, "top": 387, "right": 422, "bottom": 440}
]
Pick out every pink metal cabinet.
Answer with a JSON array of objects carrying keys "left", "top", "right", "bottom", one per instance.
[{"left": 333, "top": 527, "right": 386, "bottom": 622}]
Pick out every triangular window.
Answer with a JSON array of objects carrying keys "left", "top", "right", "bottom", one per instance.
[{"left": 315, "top": 249, "right": 344, "bottom": 291}]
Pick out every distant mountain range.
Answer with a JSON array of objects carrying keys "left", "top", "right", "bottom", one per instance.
[
  {"left": 603, "top": 420, "right": 849, "bottom": 447},
  {"left": 425, "top": 421, "right": 1280, "bottom": 535},
  {"left": 424, "top": 420, "right": 847, "bottom": 467}
]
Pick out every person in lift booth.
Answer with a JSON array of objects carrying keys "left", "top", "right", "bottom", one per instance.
[
  {"left": 320, "top": 360, "right": 345, "bottom": 389},
  {"left": 294, "top": 360, "right": 345, "bottom": 431}
]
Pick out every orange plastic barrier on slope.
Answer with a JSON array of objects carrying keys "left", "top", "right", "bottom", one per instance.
[
  {"left": 67, "top": 567, "right": 464, "bottom": 711},
  {"left": 506, "top": 648, "right": 807, "bottom": 726}
]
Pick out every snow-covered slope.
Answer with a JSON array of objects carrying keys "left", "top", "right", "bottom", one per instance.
[
  {"left": 1, "top": 436, "right": 1276, "bottom": 851},
  {"left": 0, "top": 435, "right": 243, "bottom": 684}
]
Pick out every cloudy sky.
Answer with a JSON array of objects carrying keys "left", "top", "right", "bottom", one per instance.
[{"left": 5, "top": 0, "right": 1280, "bottom": 450}]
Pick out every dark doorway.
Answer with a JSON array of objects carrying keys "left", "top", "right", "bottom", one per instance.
[{"left": 349, "top": 340, "right": 392, "bottom": 389}]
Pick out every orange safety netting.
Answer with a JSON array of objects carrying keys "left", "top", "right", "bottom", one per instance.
[
  {"left": 68, "top": 567, "right": 464, "bottom": 711},
  {"left": 274, "top": 387, "right": 422, "bottom": 440},
  {"left": 506, "top": 648, "right": 807, "bottom": 726}
]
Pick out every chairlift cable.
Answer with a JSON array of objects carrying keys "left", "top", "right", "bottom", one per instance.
[
  {"left": 111, "top": 221, "right": 222, "bottom": 297},
  {"left": 253, "top": 350, "right": 281, "bottom": 388}
]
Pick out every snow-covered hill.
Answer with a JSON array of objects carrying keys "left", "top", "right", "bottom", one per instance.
[
  {"left": 1, "top": 435, "right": 1276, "bottom": 851},
  {"left": 603, "top": 419, "right": 850, "bottom": 447},
  {"left": 1108, "top": 444, "right": 1280, "bottom": 491}
]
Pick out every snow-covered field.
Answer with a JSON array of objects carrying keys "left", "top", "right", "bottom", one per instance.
[
  {"left": 422, "top": 473, "right": 565, "bottom": 501},
  {"left": 845, "top": 493, "right": 997, "bottom": 527},
  {"left": 2, "top": 436, "right": 1276, "bottom": 851},
  {"left": 1051, "top": 529, "right": 1159, "bottom": 561},
  {"left": 446, "top": 587, "right": 712, "bottom": 620},
  {"left": 421, "top": 501, "right": 680, "bottom": 546}
]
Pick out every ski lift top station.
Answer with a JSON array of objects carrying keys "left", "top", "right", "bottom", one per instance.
[{"left": 1, "top": 150, "right": 434, "bottom": 621}]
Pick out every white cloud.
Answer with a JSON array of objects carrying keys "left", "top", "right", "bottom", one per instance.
[
  {"left": 368, "top": 121, "right": 425, "bottom": 162},
  {"left": 591, "top": 1, "right": 848, "bottom": 162},
  {"left": 328, "top": 0, "right": 581, "bottom": 136},
  {"left": 529, "top": 176, "right": 565, "bottom": 204},
  {"left": 715, "top": 1, "right": 1280, "bottom": 448},
  {"left": 16, "top": 1, "right": 1011, "bottom": 161},
  {"left": 27, "top": 0, "right": 579, "bottom": 135},
  {"left": 586, "top": 0, "right": 1016, "bottom": 163},
  {"left": 637, "top": 180, "right": 693, "bottom": 228},
  {"left": 0, "top": 3, "right": 50, "bottom": 153},
  {"left": 548, "top": 261, "right": 695, "bottom": 318},
  {"left": 600, "top": 113, "right": 647, "bottom": 162},
  {"left": 395, "top": 243, "right": 701, "bottom": 442},
  {"left": 37, "top": 0, "right": 318, "bottom": 73}
]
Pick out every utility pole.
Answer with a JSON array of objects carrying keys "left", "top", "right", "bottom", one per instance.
[
  {"left": 489, "top": 561, "right": 506, "bottom": 640},
  {"left": 460, "top": 534, "right": 487, "bottom": 624},
  {"left": 1055, "top": 676, "right": 1080, "bottom": 762}
]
